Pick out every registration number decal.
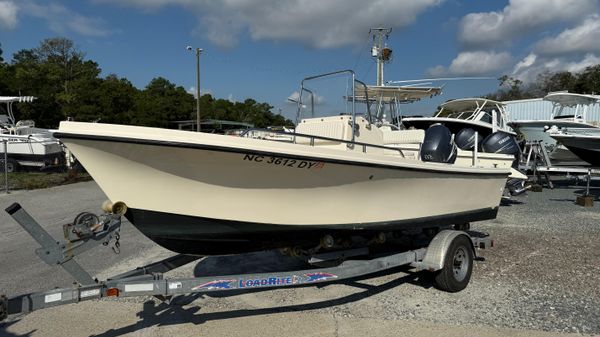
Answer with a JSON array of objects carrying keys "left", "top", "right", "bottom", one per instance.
[{"left": 243, "top": 154, "right": 324, "bottom": 170}]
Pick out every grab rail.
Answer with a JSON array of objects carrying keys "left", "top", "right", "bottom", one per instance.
[{"left": 240, "top": 128, "right": 405, "bottom": 158}]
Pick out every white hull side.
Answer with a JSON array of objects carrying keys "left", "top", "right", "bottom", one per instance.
[{"left": 0, "top": 134, "right": 63, "bottom": 156}]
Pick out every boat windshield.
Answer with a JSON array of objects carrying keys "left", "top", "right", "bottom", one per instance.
[{"left": 437, "top": 110, "right": 475, "bottom": 120}]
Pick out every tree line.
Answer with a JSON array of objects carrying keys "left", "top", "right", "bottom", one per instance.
[
  {"left": 486, "top": 66, "right": 600, "bottom": 101},
  {"left": 0, "top": 38, "right": 293, "bottom": 129}
]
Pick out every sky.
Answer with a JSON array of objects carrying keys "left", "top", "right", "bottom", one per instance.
[{"left": 1, "top": 0, "right": 599, "bottom": 120}]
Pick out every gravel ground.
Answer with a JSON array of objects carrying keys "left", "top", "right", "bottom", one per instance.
[{"left": 0, "top": 178, "right": 599, "bottom": 337}]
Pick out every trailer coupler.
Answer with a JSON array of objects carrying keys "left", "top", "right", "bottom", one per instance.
[{"left": 4, "top": 203, "right": 122, "bottom": 285}]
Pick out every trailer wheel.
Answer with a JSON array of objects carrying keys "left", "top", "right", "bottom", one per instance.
[
  {"left": 434, "top": 235, "right": 473, "bottom": 292},
  {"left": 0, "top": 159, "right": 18, "bottom": 173}
]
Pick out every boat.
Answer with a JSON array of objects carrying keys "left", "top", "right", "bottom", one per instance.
[
  {"left": 55, "top": 67, "right": 517, "bottom": 256},
  {"left": 508, "top": 92, "right": 600, "bottom": 164},
  {"left": 0, "top": 96, "right": 65, "bottom": 172},
  {"left": 401, "top": 98, "right": 516, "bottom": 137},
  {"left": 548, "top": 127, "right": 600, "bottom": 166}
]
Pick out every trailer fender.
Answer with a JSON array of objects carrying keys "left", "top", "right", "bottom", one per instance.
[{"left": 413, "top": 230, "right": 475, "bottom": 272}]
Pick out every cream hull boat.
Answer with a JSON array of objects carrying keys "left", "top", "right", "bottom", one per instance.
[{"left": 56, "top": 121, "right": 510, "bottom": 255}]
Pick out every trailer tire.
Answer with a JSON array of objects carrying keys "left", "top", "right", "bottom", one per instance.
[
  {"left": 434, "top": 234, "right": 473, "bottom": 292},
  {"left": 0, "top": 158, "right": 18, "bottom": 173}
]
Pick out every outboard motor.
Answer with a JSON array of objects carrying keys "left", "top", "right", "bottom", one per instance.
[
  {"left": 420, "top": 124, "right": 457, "bottom": 164},
  {"left": 481, "top": 131, "right": 520, "bottom": 167},
  {"left": 481, "top": 131, "right": 528, "bottom": 196},
  {"left": 455, "top": 128, "right": 477, "bottom": 151}
]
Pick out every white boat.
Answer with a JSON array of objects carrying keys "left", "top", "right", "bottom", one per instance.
[
  {"left": 401, "top": 98, "right": 516, "bottom": 137},
  {"left": 55, "top": 70, "right": 515, "bottom": 256},
  {"left": 508, "top": 92, "right": 600, "bottom": 164},
  {"left": 0, "top": 96, "right": 65, "bottom": 172},
  {"left": 548, "top": 127, "right": 600, "bottom": 166}
]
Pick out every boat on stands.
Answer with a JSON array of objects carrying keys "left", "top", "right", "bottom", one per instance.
[
  {"left": 0, "top": 96, "right": 65, "bottom": 172},
  {"left": 548, "top": 127, "right": 600, "bottom": 166},
  {"left": 508, "top": 92, "right": 600, "bottom": 164}
]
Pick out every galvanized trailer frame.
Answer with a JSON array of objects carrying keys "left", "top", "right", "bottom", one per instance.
[{"left": 0, "top": 203, "right": 492, "bottom": 322}]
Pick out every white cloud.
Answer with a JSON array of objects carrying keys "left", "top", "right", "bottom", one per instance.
[
  {"left": 426, "top": 65, "right": 447, "bottom": 77},
  {"left": 187, "top": 86, "right": 212, "bottom": 98},
  {"left": 512, "top": 53, "right": 600, "bottom": 82},
  {"left": 427, "top": 51, "right": 511, "bottom": 76},
  {"left": 96, "top": 0, "right": 443, "bottom": 48},
  {"left": 512, "top": 53, "right": 537, "bottom": 75},
  {"left": 535, "top": 14, "right": 600, "bottom": 56},
  {"left": 458, "top": 0, "right": 598, "bottom": 49},
  {"left": 287, "top": 91, "right": 325, "bottom": 105},
  {"left": 0, "top": 1, "right": 18, "bottom": 29},
  {"left": 22, "top": 1, "right": 113, "bottom": 37}
]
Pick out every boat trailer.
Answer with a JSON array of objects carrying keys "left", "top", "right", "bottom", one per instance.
[{"left": 0, "top": 203, "right": 493, "bottom": 322}]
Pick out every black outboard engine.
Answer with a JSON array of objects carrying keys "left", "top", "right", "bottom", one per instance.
[
  {"left": 420, "top": 124, "right": 457, "bottom": 164},
  {"left": 455, "top": 128, "right": 477, "bottom": 151},
  {"left": 481, "top": 131, "right": 528, "bottom": 196},
  {"left": 481, "top": 131, "right": 520, "bottom": 167}
]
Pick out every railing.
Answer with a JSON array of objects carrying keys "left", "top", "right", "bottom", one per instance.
[
  {"left": 296, "top": 70, "right": 372, "bottom": 145},
  {"left": 2, "top": 139, "right": 8, "bottom": 194},
  {"left": 240, "top": 128, "right": 405, "bottom": 158}
]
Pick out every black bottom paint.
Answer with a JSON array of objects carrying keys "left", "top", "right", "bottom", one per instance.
[
  {"left": 125, "top": 207, "right": 499, "bottom": 255},
  {"left": 564, "top": 146, "right": 600, "bottom": 166}
]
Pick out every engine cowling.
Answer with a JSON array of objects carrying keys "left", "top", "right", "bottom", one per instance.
[
  {"left": 455, "top": 128, "right": 477, "bottom": 151},
  {"left": 420, "top": 124, "right": 457, "bottom": 164}
]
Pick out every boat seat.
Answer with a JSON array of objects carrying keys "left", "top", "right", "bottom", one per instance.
[
  {"left": 380, "top": 129, "right": 424, "bottom": 159},
  {"left": 381, "top": 129, "right": 425, "bottom": 145},
  {"left": 295, "top": 116, "right": 384, "bottom": 154},
  {"left": 295, "top": 117, "right": 351, "bottom": 147}
]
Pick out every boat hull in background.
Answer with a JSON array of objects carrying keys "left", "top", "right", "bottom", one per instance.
[
  {"left": 551, "top": 134, "right": 600, "bottom": 166},
  {"left": 510, "top": 120, "right": 598, "bottom": 164}
]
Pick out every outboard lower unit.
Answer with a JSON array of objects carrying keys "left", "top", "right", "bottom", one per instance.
[{"left": 420, "top": 124, "right": 457, "bottom": 164}]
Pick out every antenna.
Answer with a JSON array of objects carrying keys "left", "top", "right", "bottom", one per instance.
[
  {"left": 369, "top": 28, "right": 392, "bottom": 86},
  {"left": 387, "top": 77, "right": 495, "bottom": 84}
]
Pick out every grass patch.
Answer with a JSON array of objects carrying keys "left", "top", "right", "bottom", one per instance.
[{"left": 1, "top": 171, "right": 93, "bottom": 190}]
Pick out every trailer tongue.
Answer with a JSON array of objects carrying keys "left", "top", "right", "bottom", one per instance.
[{"left": 1, "top": 203, "right": 493, "bottom": 322}]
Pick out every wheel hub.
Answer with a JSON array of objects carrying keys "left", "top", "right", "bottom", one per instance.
[{"left": 452, "top": 247, "right": 469, "bottom": 282}]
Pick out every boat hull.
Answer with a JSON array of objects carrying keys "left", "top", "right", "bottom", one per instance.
[
  {"left": 56, "top": 122, "right": 509, "bottom": 255},
  {"left": 510, "top": 120, "right": 597, "bottom": 164},
  {"left": 551, "top": 134, "right": 600, "bottom": 166},
  {"left": 126, "top": 206, "right": 498, "bottom": 255}
]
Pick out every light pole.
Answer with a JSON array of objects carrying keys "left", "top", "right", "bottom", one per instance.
[{"left": 187, "top": 46, "right": 203, "bottom": 132}]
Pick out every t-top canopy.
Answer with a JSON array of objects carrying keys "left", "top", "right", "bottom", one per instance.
[
  {"left": 543, "top": 92, "right": 599, "bottom": 107},
  {"left": 353, "top": 85, "right": 442, "bottom": 103}
]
